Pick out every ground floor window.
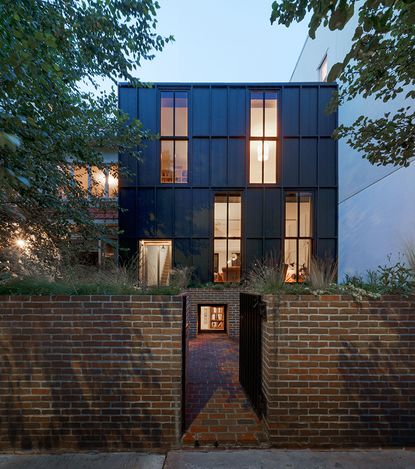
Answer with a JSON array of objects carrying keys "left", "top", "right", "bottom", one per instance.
[
  {"left": 198, "top": 305, "right": 226, "bottom": 332},
  {"left": 284, "top": 192, "right": 313, "bottom": 283},
  {"left": 139, "top": 240, "right": 172, "bottom": 286},
  {"left": 214, "top": 194, "right": 241, "bottom": 282}
]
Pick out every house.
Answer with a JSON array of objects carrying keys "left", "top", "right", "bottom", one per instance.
[
  {"left": 290, "top": 16, "right": 415, "bottom": 279},
  {"left": 118, "top": 83, "right": 338, "bottom": 285}
]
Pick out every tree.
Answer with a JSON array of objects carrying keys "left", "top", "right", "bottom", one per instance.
[
  {"left": 271, "top": 0, "right": 415, "bottom": 167},
  {"left": 0, "top": 0, "right": 171, "bottom": 266}
]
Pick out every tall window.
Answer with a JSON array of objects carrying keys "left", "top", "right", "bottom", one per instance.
[
  {"left": 319, "top": 55, "right": 328, "bottom": 82},
  {"left": 284, "top": 192, "right": 313, "bottom": 283},
  {"left": 214, "top": 195, "right": 241, "bottom": 283},
  {"left": 249, "top": 92, "right": 277, "bottom": 184},
  {"left": 160, "top": 91, "right": 188, "bottom": 183}
]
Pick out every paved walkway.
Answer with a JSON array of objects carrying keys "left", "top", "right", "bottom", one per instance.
[
  {"left": 1, "top": 450, "right": 415, "bottom": 469},
  {"left": 183, "top": 334, "right": 266, "bottom": 447}
]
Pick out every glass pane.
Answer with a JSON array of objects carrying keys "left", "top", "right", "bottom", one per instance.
[
  {"left": 284, "top": 239, "right": 297, "bottom": 283},
  {"left": 228, "top": 195, "right": 241, "bottom": 237},
  {"left": 250, "top": 92, "right": 263, "bottom": 137},
  {"left": 200, "top": 306, "right": 225, "bottom": 331},
  {"left": 108, "top": 164, "right": 118, "bottom": 198},
  {"left": 226, "top": 239, "right": 241, "bottom": 282},
  {"left": 264, "top": 92, "right": 277, "bottom": 137},
  {"left": 263, "top": 140, "right": 277, "bottom": 183},
  {"left": 91, "top": 166, "right": 106, "bottom": 197},
  {"left": 214, "top": 239, "right": 227, "bottom": 282},
  {"left": 74, "top": 166, "right": 88, "bottom": 191},
  {"left": 249, "top": 140, "right": 262, "bottom": 183},
  {"left": 160, "top": 140, "right": 174, "bottom": 183},
  {"left": 160, "top": 92, "right": 174, "bottom": 136},
  {"left": 298, "top": 239, "right": 311, "bottom": 283},
  {"left": 214, "top": 196, "right": 227, "bottom": 237},
  {"left": 175, "top": 92, "right": 188, "bottom": 136},
  {"left": 299, "top": 193, "right": 312, "bottom": 237},
  {"left": 175, "top": 140, "right": 188, "bottom": 183},
  {"left": 285, "top": 193, "right": 298, "bottom": 237}
]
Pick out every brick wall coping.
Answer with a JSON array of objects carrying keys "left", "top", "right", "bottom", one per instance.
[
  {"left": 263, "top": 293, "right": 415, "bottom": 302},
  {"left": 0, "top": 294, "right": 183, "bottom": 302}
]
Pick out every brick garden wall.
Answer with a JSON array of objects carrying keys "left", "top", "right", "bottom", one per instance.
[
  {"left": 0, "top": 295, "right": 183, "bottom": 452},
  {"left": 262, "top": 295, "right": 415, "bottom": 448},
  {"left": 184, "top": 289, "right": 240, "bottom": 339}
]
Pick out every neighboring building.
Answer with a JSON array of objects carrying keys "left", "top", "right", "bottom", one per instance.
[
  {"left": 291, "top": 16, "right": 415, "bottom": 279},
  {"left": 118, "top": 83, "right": 338, "bottom": 285}
]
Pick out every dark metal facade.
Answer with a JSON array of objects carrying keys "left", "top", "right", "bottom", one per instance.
[{"left": 118, "top": 82, "right": 338, "bottom": 283}]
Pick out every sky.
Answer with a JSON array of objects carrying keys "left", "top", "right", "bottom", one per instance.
[{"left": 92, "top": 0, "right": 310, "bottom": 93}]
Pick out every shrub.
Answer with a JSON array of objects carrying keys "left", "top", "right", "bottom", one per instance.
[
  {"left": 307, "top": 256, "right": 337, "bottom": 291},
  {"left": 245, "top": 254, "right": 285, "bottom": 294},
  {"left": 169, "top": 266, "right": 194, "bottom": 289}
]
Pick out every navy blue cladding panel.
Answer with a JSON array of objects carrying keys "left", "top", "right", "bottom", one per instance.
[
  {"left": 246, "top": 239, "right": 263, "bottom": 268},
  {"left": 228, "top": 88, "right": 246, "bottom": 136},
  {"left": 137, "top": 188, "right": 155, "bottom": 237},
  {"left": 211, "top": 88, "right": 228, "bottom": 136},
  {"left": 318, "top": 87, "right": 337, "bottom": 136},
  {"left": 282, "top": 138, "right": 299, "bottom": 186},
  {"left": 174, "top": 239, "right": 192, "bottom": 267},
  {"left": 300, "top": 87, "right": 318, "bottom": 135},
  {"left": 138, "top": 88, "right": 157, "bottom": 132},
  {"left": 228, "top": 139, "right": 245, "bottom": 186},
  {"left": 193, "top": 87, "right": 210, "bottom": 135},
  {"left": 282, "top": 87, "right": 299, "bottom": 135},
  {"left": 192, "top": 189, "right": 210, "bottom": 237},
  {"left": 156, "top": 188, "right": 173, "bottom": 237},
  {"left": 119, "top": 152, "right": 137, "bottom": 187},
  {"left": 319, "top": 138, "right": 337, "bottom": 187},
  {"left": 264, "top": 189, "right": 281, "bottom": 238},
  {"left": 118, "top": 188, "right": 137, "bottom": 237},
  {"left": 138, "top": 140, "right": 157, "bottom": 185},
  {"left": 192, "top": 139, "right": 210, "bottom": 186},
  {"left": 119, "top": 87, "right": 137, "bottom": 123},
  {"left": 264, "top": 239, "right": 281, "bottom": 261},
  {"left": 246, "top": 189, "right": 263, "bottom": 238},
  {"left": 300, "top": 138, "right": 318, "bottom": 186},
  {"left": 192, "top": 239, "right": 210, "bottom": 283},
  {"left": 316, "top": 238, "right": 336, "bottom": 260},
  {"left": 174, "top": 189, "right": 192, "bottom": 237},
  {"left": 317, "top": 188, "right": 337, "bottom": 238},
  {"left": 211, "top": 139, "right": 227, "bottom": 186}
]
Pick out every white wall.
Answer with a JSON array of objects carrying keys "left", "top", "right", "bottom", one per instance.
[{"left": 291, "top": 15, "right": 415, "bottom": 278}]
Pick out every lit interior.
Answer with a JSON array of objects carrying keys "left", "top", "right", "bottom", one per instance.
[{"left": 199, "top": 306, "right": 226, "bottom": 332}]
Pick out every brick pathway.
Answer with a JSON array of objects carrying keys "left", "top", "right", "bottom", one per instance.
[{"left": 183, "top": 334, "right": 266, "bottom": 448}]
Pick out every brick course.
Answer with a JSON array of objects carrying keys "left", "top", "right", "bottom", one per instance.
[
  {"left": 0, "top": 295, "right": 183, "bottom": 451},
  {"left": 262, "top": 295, "right": 415, "bottom": 448},
  {"left": 184, "top": 289, "right": 240, "bottom": 339}
]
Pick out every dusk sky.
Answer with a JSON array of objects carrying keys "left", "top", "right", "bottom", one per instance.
[{"left": 92, "top": 0, "right": 310, "bottom": 93}]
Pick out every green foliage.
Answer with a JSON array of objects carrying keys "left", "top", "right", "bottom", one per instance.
[
  {"left": 169, "top": 266, "right": 195, "bottom": 289},
  {"left": 307, "top": 256, "right": 338, "bottom": 291},
  {"left": 0, "top": 0, "right": 172, "bottom": 257},
  {"left": 271, "top": 0, "right": 415, "bottom": 167},
  {"left": 244, "top": 254, "right": 285, "bottom": 294}
]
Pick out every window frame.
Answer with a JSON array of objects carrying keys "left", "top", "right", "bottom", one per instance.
[
  {"left": 283, "top": 191, "right": 314, "bottom": 283},
  {"left": 73, "top": 164, "right": 118, "bottom": 199},
  {"left": 248, "top": 90, "right": 279, "bottom": 185},
  {"left": 213, "top": 193, "right": 242, "bottom": 283},
  {"left": 159, "top": 90, "right": 189, "bottom": 184}
]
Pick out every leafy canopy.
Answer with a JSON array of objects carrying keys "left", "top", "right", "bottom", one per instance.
[
  {"left": 0, "top": 0, "right": 171, "bottom": 257},
  {"left": 271, "top": 0, "right": 415, "bottom": 167}
]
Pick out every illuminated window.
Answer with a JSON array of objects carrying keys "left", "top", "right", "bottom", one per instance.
[
  {"left": 284, "top": 192, "right": 313, "bottom": 283},
  {"left": 319, "top": 55, "right": 328, "bottom": 82},
  {"left": 160, "top": 91, "right": 188, "bottom": 183},
  {"left": 214, "top": 195, "right": 241, "bottom": 283},
  {"left": 249, "top": 92, "right": 277, "bottom": 183},
  {"left": 73, "top": 164, "right": 118, "bottom": 198}
]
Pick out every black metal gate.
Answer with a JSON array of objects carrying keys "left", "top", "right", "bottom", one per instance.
[{"left": 239, "top": 293, "right": 266, "bottom": 418}]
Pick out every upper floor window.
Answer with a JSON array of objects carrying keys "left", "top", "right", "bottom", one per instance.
[
  {"left": 319, "top": 55, "right": 328, "bottom": 82},
  {"left": 249, "top": 92, "right": 278, "bottom": 184},
  {"left": 160, "top": 91, "right": 188, "bottom": 183},
  {"left": 74, "top": 165, "right": 118, "bottom": 198}
]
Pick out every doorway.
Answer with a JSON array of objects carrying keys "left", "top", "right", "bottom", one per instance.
[{"left": 139, "top": 240, "right": 172, "bottom": 286}]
